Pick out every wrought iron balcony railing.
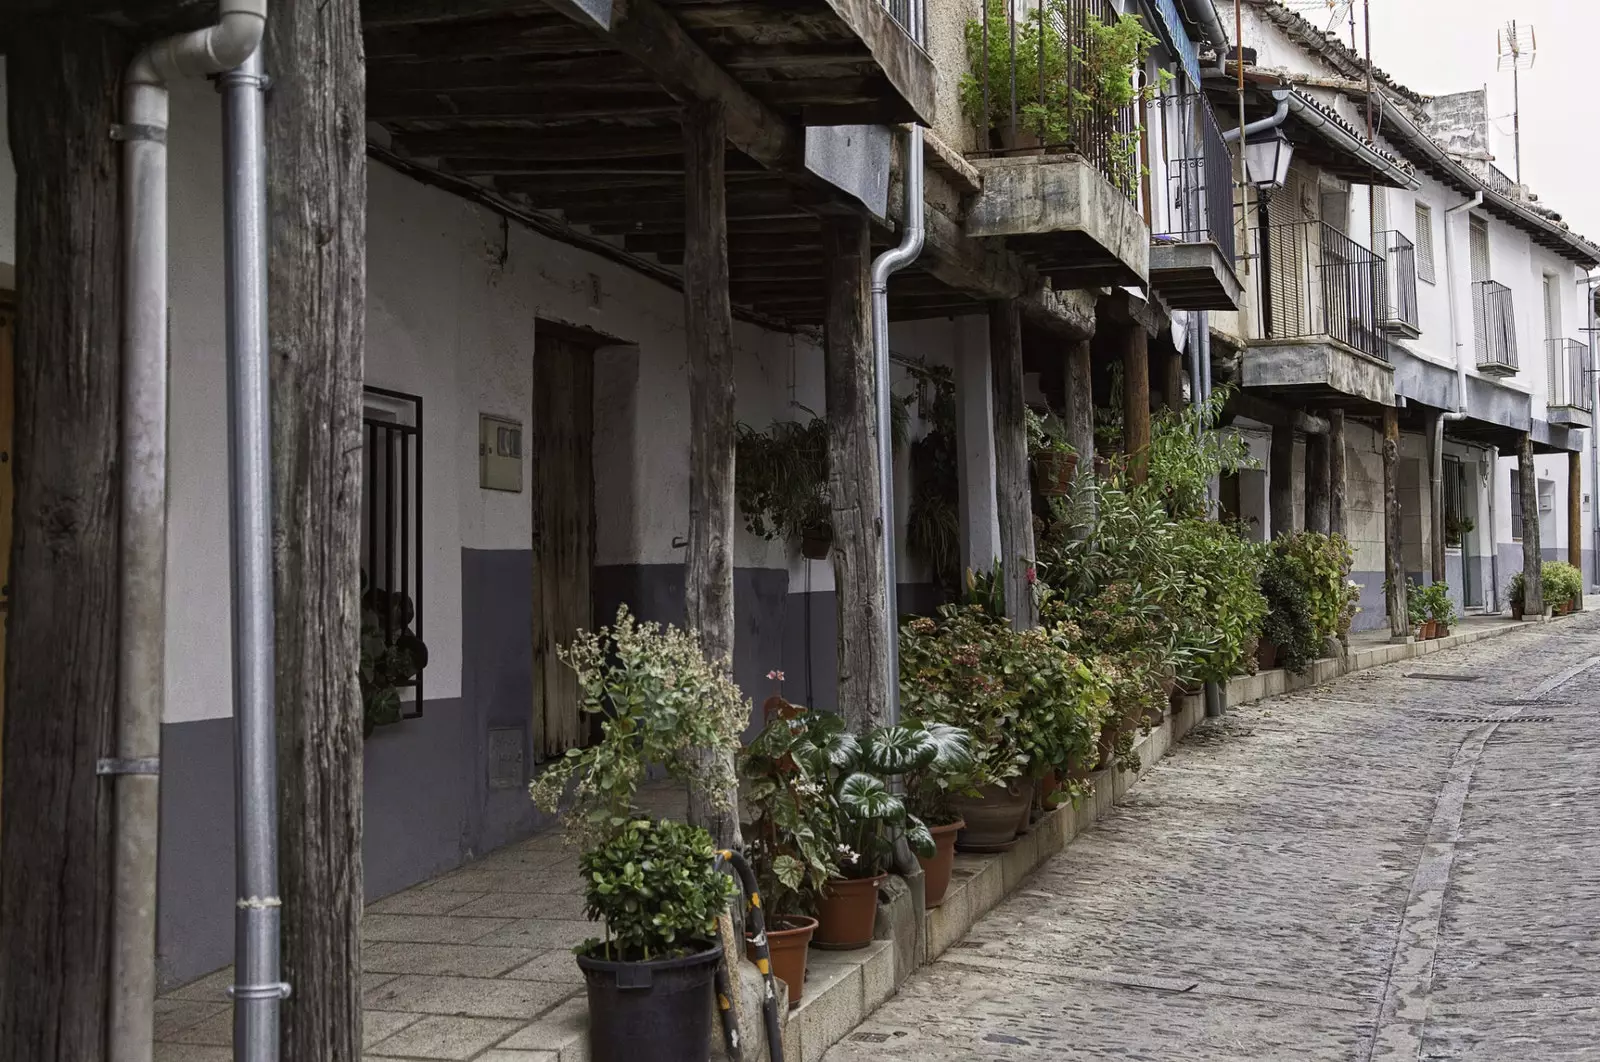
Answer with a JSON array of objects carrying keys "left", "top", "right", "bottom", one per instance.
[
  {"left": 1473, "top": 280, "right": 1519, "bottom": 376},
  {"left": 879, "top": 0, "right": 917, "bottom": 37},
  {"left": 1546, "top": 338, "right": 1593, "bottom": 412},
  {"left": 1250, "top": 219, "right": 1387, "bottom": 361},
  {"left": 1375, "top": 229, "right": 1419, "bottom": 337},
  {"left": 963, "top": 0, "right": 1139, "bottom": 202},
  {"left": 1154, "top": 92, "right": 1236, "bottom": 263}
]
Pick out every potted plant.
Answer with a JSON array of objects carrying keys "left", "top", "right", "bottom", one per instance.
[
  {"left": 1508, "top": 572, "right": 1527, "bottom": 620},
  {"left": 735, "top": 416, "right": 831, "bottom": 559},
  {"left": 808, "top": 719, "right": 937, "bottom": 949},
  {"left": 529, "top": 606, "right": 748, "bottom": 1062},
  {"left": 1421, "top": 582, "right": 1455, "bottom": 637},
  {"left": 1027, "top": 408, "right": 1078, "bottom": 497},
  {"left": 1545, "top": 561, "right": 1584, "bottom": 614},
  {"left": 739, "top": 693, "right": 843, "bottom": 1005},
  {"left": 1444, "top": 513, "right": 1474, "bottom": 549},
  {"left": 359, "top": 571, "right": 429, "bottom": 737},
  {"left": 899, "top": 722, "right": 976, "bottom": 908}
]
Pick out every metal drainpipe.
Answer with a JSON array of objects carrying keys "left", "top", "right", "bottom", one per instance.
[
  {"left": 1221, "top": 88, "right": 1289, "bottom": 143},
  {"left": 871, "top": 126, "right": 926, "bottom": 728},
  {"left": 111, "top": 3, "right": 269, "bottom": 1061}
]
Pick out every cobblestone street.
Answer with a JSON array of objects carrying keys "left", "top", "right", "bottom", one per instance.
[{"left": 826, "top": 616, "right": 1600, "bottom": 1061}]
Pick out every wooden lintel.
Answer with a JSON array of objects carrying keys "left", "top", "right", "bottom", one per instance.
[
  {"left": 921, "top": 206, "right": 1093, "bottom": 341},
  {"left": 1226, "top": 392, "right": 1331, "bottom": 435}
]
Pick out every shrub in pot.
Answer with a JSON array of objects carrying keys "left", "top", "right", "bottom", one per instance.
[
  {"left": 1259, "top": 547, "right": 1319, "bottom": 674},
  {"left": 739, "top": 698, "right": 844, "bottom": 1004},
  {"left": 1027, "top": 408, "right": 1078, "bottom": 497},
  {"left": 1544, "top": 561, "right": 1584, "bottom": 614},
  {"left": 899, "top": 721, "right": 977, "bottom": 908},
  {"left": 529, "top": 607, "right": 748, "bottom": 1061},
  {"left": 1420, "top": 581, "right": 1455, "bottom": 637}
]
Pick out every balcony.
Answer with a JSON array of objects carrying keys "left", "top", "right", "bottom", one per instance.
[
  {"left": 958, "top": 0, "right": 1149, "bottom": 288},
  {"left": 1546, "top": 338, "right": 1593, "bottom": 428},
  {"left": 1239, "top": 220, "right": 1393, "bottom": 408},
  {"left": 1473, "top": 280, "right": 1519, "bottom": 377},
  {"left": 1376, "top": 230, "right": 1420, "bottom": 338},
  {"left": 1150, "top": 93, "right": 1242, "bottom": 310}
]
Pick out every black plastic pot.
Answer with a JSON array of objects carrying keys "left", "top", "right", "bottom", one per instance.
[{"left": 575, "top": 942, "right": 723, "bottom": 1062}]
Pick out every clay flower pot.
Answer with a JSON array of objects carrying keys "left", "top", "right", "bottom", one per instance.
[
  {"left": 1031, "top": 450, "right": 1078, "bottom": 497},
  {"left": 813, "top": 874, "right": 885, "bottom": 951},
  {"left": 1255, "top": 639, "right": 1279, "bottom": 672},
  {"left": 950, "top": 780, "right": 1035, "bottom": 853},
  {"left": 917, "top": 820, "right": 965, "bottom": 909},
  {"left": 747, "top": 914, "right": 817, "bottom": 1007}
]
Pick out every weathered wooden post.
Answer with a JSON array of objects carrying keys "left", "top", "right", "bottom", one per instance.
[
  {"left": 1123, "top": 323, "right": 1151, "bottom": 484},
  {"left": 1164, "top": 349, "right": 1186, "bottom": 413},
  {"left": 989, "top": 300, "right": 1036, "bottom": 629},
  {"left": 1270, "top": 424, "right": 1295, "bottom": 539},
  {"left": 1305, "top": 433, "right": 1331, "bottom": 535},
  {"left": 1520, "top": 432, "right": 1543, "bottom": 616},
  {"left": 1329, "top": 409, "right": 1348, "bottom": 537},
  {"left": 1383, "top": 406, "right": 1408, "bottom": 637},
  {"left": 1428, "top": 411, "right": 1446, "bottom": 584},
  {"left": 265, "top": 0, "right": 368, "bottom": 1055},
  {"left": 1063, "top": 336, "right": 1095, "bottom": 539},
  {"left": 0, "top": 21, "right": 128, "bottom": 1061},
  {"left": 680, "top": 100, "right": 743, "bottom": 845},
  {"left": 823, "top": 213, "right": 890, "bottom": 730},
  {"left": 1570, "top": 450, "right": 1583, "bottom": 578}
]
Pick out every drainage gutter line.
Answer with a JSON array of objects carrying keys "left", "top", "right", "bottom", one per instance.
[{"left": 113, "top": 3, "right": 271, "bottom": 1061}]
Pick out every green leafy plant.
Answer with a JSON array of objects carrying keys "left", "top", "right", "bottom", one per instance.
[
  {"left": 1259, "top": 547, "right": 1320, "bottom": 674},
  {"left": 360, "top": 571, "right": 429, "bottom": 738},
  {"left": 1545, "top": 561, "right": 1584, "bottom": 609},
  {"left": 734, "top": 416, "right": 829, "bottom": 544},
  {"left": 906, "top": 366, "right": 961, "bottom": 594},
  {"left": 1416, "top": 581, "right": 1456, "bottom": 629},
  {"left": 529, "top": 605, "right": 748, "bottom": 849},
  {"left": 576, "top": 817, "right": 737, "bottom": 962},
  {"left": 1444, "top": 512, "right": 1475, "bottom": 548},
  {"left": 1026, "top": 408, "right": 1073, "bottom": 456},
  {"left": 739, "top": 702, "right": 844, "bottom": 916},
  {"left": 899, "top": 722, "right": 978, "bottom": 828},
  {"left": 810, "top": 719, "right": 942, "bottom": 878}
]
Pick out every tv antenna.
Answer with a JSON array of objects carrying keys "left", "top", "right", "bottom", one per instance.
[
  {"left": 1497, "top": 20, "right": 1536, "bottom": 186},
  {"left": 1284, "top": 0, "right": 1354, "bottom": 38}
]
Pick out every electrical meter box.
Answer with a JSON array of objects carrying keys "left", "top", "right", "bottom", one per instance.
[{"left": 479, "top": 414, "right": 523, "bottom": 492}]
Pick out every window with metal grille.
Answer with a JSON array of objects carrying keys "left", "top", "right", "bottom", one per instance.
[
  {"left": 1510, "top": 469, "right": 1523, "bottom": 542},
  {"left": 362, "top": 386, "right": 426, "bottom": 729},
  {"left": 1415, "top": 203, "right": 1436, "bottom": 284}
]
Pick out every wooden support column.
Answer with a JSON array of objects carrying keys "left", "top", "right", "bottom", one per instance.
[
  {"left": 0, "top": 21, "right": 128, "bottom": 1061},
  {"left": 1428, "top": 411, "right": 1446, "bottom": 584},
  {"left": 1164, "top": 349, "right": 1186, "bottom": 412},
  {"left": 1305, "top": 433, "right": 1331, "bottom": 535},
  {"left": 990, "top": 301, "right": 1037, "bottom": 628},
  {"left": 1063, "top": 336, "right": 1095, "bottom": 538},
  {"left": 266, "top": 1, "right": 367, "bottom": 1055},
  {"left": 1123, "top": 323, "right": 1151, "bottom": 483},
  {"left": 1570, "top": 450, "right": 1584, "bottom": 577},
  {"left": 1520, "top": 433, "right": 1544, "bottom": 616},
  {"left": 1329, "top": 410, "right": 1348, "bottom": 537},
  {"left": 681, "top": 100, "right": 743, "bottom": 842},
  {"left": 823, "top": 214, "right": 890, "bottom": 730},
  {"left": 1383, "top": 406, "right": 1408, "bottom": 637},
  {"left": 1269, "top": 424, "right": 1295, "bottom": 539}
]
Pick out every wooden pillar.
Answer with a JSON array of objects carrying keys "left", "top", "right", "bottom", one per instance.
[
  {"left": 1570, "top": 450, "right": 1584, "bottom": 576},
  {"left": 1269, "top": 424, "right": 1295, "bottom": 539},
  {"left": 1305, "top": 432, "right": 1331, "bottom": 535},
  {"left": 1123, "top": 323, "right": 1151, "bottom": 483},
  {"left": 823, "top": 214, "right": 890, "bottom": 729},
  {"left": 1164, "top": 349, "right": 1186, "bottom": 412},
  {"left": 0, "top": 21, "right": 128, "bottom": 1061},
  {"left": 1428, "top": 411, "right": 1446, "bottom": 584},
  {"left": 1383, "top": 406, "right": 1408, "bottom": 637},
  {"left": 266, "top": 1, "right": 367, "bottom": 1055},
  {"left": 989, "top": 301, "right": 1037, "bottom": 629},
  {"left": 680, "top": 101, "right": 744, "bottom": 840},
  {"left": 1520, "top": 433, "right": 1543, "bottom": 615},
  {"left": 1064, "top": 338, "right": 1096, "bottom": 466},
  {"left": 1329, "top": 409, "right": 1348, "bottom": 537}
]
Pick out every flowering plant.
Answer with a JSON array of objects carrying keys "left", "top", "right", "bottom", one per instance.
[{"left": 739, "top": 697, "right": 845, "bottom": 915}]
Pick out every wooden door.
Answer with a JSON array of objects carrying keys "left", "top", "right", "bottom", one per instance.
[
  {"left": 532, "top": 333, "right": 594, "bottom": 761},
  {"left": 0, "top": 302, "right": 12, "bottom": 807}
]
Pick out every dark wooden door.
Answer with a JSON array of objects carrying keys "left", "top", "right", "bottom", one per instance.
[{"left": 532, "top": 333, "right": 594, "bottom": 760}]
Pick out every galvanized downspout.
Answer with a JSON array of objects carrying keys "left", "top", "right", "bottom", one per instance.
[
  {"left": 872, "top": 125, "right": 925, "bottom": 729},
  {"left": 112, "top": 3, "right": 269, "bottom": 1060}
]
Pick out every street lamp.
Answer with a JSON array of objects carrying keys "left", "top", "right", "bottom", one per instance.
[{"left": 1247, "top": 128, "right": 1295, "bottom": 337}]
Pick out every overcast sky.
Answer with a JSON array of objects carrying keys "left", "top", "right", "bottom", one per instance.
[{"left": 1337, "top": 0, "right": 1600, "bottom": 252}]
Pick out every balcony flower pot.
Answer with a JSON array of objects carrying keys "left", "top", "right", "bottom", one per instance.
[
  {"left": 1031, "top": 450, "right": 1078, "bottom": 497},
  {"left": 577, "top": 942, "right": 724, "bottom": 1062},
  {"left": 1511, "top": 604, "right": 1525, "bottom": 621},
  {"left": 950, "top": 780, "right": 1034, "bottom": 853},
  {"left": 800, "top": 524, "right": 832, "bottom": 560},
  {"left": 917, "top": 820, "right": 965, "bottom": 909},
  {"left": 813, "top": 874, "right": 885, "bottom": 951},
  {"left": 1255, "top": 638, "right": 1279, "bottom": 672},
  {"left": 747, "top": 915, "right": 817, "bottom": 1007}
]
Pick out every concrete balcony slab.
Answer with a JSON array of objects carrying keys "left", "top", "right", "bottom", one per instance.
[
  {"left": 1547, "top": 404, "right": 1593, "bottom": 430},
  {"left": 964, "top": 154, "right": 1148, "bottom": 289},
  {"left": 1240, "top": 336, "right": 1395, "bottom": 409},
  {"left": 1149, "top": 239, "right": 1242, "bottom": 310}
]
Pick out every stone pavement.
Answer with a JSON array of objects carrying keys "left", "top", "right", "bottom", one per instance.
[{"left": 824, "top": 612, "right": 1600, "bottom": 1061}]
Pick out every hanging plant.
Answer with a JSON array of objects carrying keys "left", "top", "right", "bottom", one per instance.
[
  {"left": 735, "top": 414, "right": 831, "bottom": 546},
  {"left": 905, "top": 365, "right": 960, "bottom": 594}
]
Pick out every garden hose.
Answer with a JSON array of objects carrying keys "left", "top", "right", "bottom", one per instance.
[{"left": 715, "top": 848, "right": 785, "bottom": 1062}]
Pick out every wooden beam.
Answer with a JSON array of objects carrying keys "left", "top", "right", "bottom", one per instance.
[
  {"left": 1224, "top": 391, "right": 1330, "bottom": 435},
  {"left": 1329, "top": 409, "right": 1347, "bottom": 537},
  {"left": 990, "top": 300, "right": 1037, "bottom": 629},
  {"left": 1306, "top": 433, "right": 1331, "bottom": 535},
  {"left": 1571, "top": 450, "right": 1584, "bottom": 576},
  {"left": 1383, "top": 406, "right": 1407, "bottom": 636},
  {"left": 1270, "top": 423, "right": 1295, "bottom": 539},
  {"left": 365, "top": 16, "right": 603, "bottom": 62},
  {"left": 823, "top": 212, "right": 890, "bottom": 731},
  {"left": 393, "top": 126, "right": 683, "bottom": 160},
  {"left": 1164, "top": 349, "right": 1185, "bottom": 412},
  {"left": 362, "top": 0, "right": 552, "bottom": 27},
  {"left": 367, "top": 90, "right": 677, "bottom": 123},
  {"left": 1123, "top": 323, "right": 1151, "bottom": 485},
  {"left": 366, "top": 56, "right": 653, "bottom": 95},
  {"left": 681, "top": 100, "right": 741, "bottom": 848},
  {"left": 1064, "top": 336, "right": 1095, "bottom": 539},
  {"left": 543, "top": 0, "right": 798, "bottom": 169},
  {"left": 1520, "top": 432, "right": 1543, "bottom": 615},
  {"left": 920, "top": 206, "right": 1094, "bottom": 341}
]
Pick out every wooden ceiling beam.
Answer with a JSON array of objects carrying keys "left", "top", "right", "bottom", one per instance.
[
  {"left": 367, "top": 57, "right": 653, "bottom": 95},
  {"left": 366, "top": 17, "right": 604, "bottom": 62},
  {"left": 369, "top": 90, "right": 678, "bottom": 123},
  {"left": 393, "top": 126, "right": 683, "bottom": 159},
  {"left": 363, "top": 0, "right": 554, "bottom": 27}
]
